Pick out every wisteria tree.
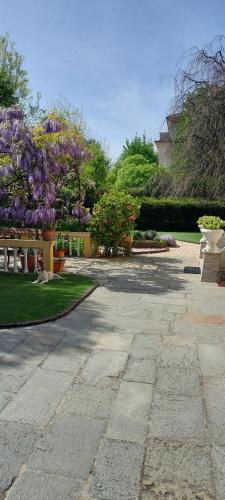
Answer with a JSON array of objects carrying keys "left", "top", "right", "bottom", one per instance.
[{"left": 0, "top": 107, "right": 91, "bottom": 232}]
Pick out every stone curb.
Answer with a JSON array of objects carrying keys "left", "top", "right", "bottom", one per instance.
[{"left": 0, "top": 282, "right": 98, "bottom": 330}]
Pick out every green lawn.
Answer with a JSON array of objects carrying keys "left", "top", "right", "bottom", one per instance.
[
  {"left": 158, "top": 231, "right": 201, "bottom": 244},
  {"left": 0, "top": 273, "right": 94, "bottom": 325}
]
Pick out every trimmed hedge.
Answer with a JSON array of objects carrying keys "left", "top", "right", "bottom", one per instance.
[{"left": 136, "top": 198, "right": 225, "bottom": 231}]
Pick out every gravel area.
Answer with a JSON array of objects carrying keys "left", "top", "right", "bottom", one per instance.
[{"left": 166, "top": 241, "right": 199, "bottom": 261}]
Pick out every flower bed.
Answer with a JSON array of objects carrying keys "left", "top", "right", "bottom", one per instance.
[{"left": 133, "top": 240, "right": 168, "bottom": 249}]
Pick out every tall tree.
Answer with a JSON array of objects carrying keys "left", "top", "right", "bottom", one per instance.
[
  {"left": 0, "top": 33, "right": 29, "bottom": 107},
  {"left": 120, "top": 133, "right": 157, "bottom": 164},
  {"left": 171, "top": 36, "right": 225, "bottom": 199},
  {"left": 115, "top": 154, "right": 157, "bottom": 190}
]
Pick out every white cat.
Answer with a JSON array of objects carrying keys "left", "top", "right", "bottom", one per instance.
[{"left": 33, "top": 269, "right": 65, "bottom": 284}]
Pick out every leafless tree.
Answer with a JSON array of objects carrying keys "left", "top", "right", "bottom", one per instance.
[{"left": 170, "top": 36, "right": 225, "bottom": 199}]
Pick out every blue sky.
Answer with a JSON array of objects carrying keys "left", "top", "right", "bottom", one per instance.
[{"left": 1, "top": 0, "right": 225, "bottom": 159}]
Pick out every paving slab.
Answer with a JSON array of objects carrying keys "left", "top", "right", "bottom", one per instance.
[
  {"left": 107, "top": 381, "right": 153, "bottom": 443},
  {"left": 24, "top": 328, "right": 65, "bottom": 346},
  {"left": 131, "top": 334, "right": 161, "bottom": 358},
  {"left": 0, "top": 368, "right": 74, "bottom": 426},
  {"left": 211, "top": 446, "right": 225, "bottom": 500},
  {"left": 3, "top": 339, "right": 52, "bottom": 365},
  {"left": 94, "top": 332, "right": 134, "bottom": 351},
  {"left": 204, "top": 377, "right": 225, "bottom": 445},
  {"left": 42, "top": 348, "right": 87, "bottom": 373},
  {"left": 56, "top": 330, "right": 101, "bottom": 350},
  {"left": 89, "top": 439, "right": 144, "bottom": 500},
  {"left": 158, "top": 344, "right": 198, "bottom": 369},
  {"left": 155, "top": 366, "right": 201, "bottom": 397},
  {"left": 170, "top": 320, "right": 225, "bottom": 337},
  {"left": 77, "top": 349, "right": 128, "bottom": 387},
  {"left": 0, "top": 391, "right": 11, "bottom": 411},
  {"left": 0, "top": 332, "right": 26, "bottom": 359},
  {"left": 28, "top": 415, "right": 105, "bottom": 479},
  {"left": 123, "top": 356, "right": 156, "bottom": 384},
  {"left": 0, "top": 363, "right": 35, "bottom": 393},
  {"left": 58, "top": 384, "right": 116, "bottom": 419},
  {"left": 6, "top": 471, "right": 83, "bottom": 500},
  {"left": 0, "top": 420, "right": 39, "bottom": 497},
  {"left": 199, "top": 344, "right": 225, "bottom": 376},
  {"left": 143, "top": 440, "right": 214, "bottom": 499},
  {"left": 149, "top": 393, "right": 205, "bottom": 442}
]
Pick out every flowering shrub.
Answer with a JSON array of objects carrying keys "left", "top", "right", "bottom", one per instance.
[
  {"left": 0, "top": 107, "right": 90, "bottom": 230},
  {"left": 89, "top": 191, "right": 140, "bottom": 256},
  {"left": 160, "top": 234, "right": 177, "bottom": 247}
]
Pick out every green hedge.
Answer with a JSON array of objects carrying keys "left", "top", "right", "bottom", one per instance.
[{"left": 136, "top": 198, "right": 225, "bottom": 231}]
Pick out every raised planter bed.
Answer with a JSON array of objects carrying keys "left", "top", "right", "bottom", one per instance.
[{"left": 133, "top": 240, "right": 168, "bottom": 249}]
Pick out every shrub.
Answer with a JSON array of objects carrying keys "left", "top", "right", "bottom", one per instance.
[
  {"left": 197, "top": 215, "right": 225, "bottom": 230},
  {"left": 89, "top": 191, "right": 140, "bottom": 256},
  {"left": 145, "top": 229, "right": 158, "bottom": 240},
  {"left": 133, "top": 230, "right": 144, "bottom": 240},
  {"left": 136, "top": 198, "right": 225, "bottom": 231},
  {"left": 160, "top": 234, "right": 177, "bottom": 247}
]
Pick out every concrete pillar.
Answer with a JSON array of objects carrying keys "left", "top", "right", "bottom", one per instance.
[{"left": 200, "top": 252, "right": 220, "bottom": 282}]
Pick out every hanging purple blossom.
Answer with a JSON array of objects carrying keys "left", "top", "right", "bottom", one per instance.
[
  {"left": 0, "top": 106, "right": 89, "bottom": 229},
  {"left": 43, "top": 119, "right": 63, "bottom": 134}
]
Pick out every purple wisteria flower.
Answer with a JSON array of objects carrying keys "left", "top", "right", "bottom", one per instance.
[
  {"left": 0, "top": 107, "right": 89, "bottom": 229},
  {"left": 43, "top": 119, "right": 62, "bottom": 134},
  {"left": 72, "top": 203, "right": 91, "bottom": 225}
]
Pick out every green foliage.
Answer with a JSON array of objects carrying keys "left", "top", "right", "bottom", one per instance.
[
  {"left": 133, "top": 229, "right": 158, "bottom": 241},
  {"left": 56, "top": 235, "right": 64, "bottom": 250},
  {"left": 57, "top": 217, "right": 88, "bottom": 232},
  {"left": 120, "top": 133, "right": 157, "bottom": 163},
  {"left": 136, "top": 198, "right": 225, "bottom": 231},
  {"left": 85, "top": 140, "right": 110, "bottom": 189},
  {"left": 89, "top": 191, "right": 140, "bottom": 255},
  {"left": 0, "top": 33, "right": 29, "bottom": 107},
  {"left": 144, "top": 165, "right": 174, "bottom": 197},
  {"left": 145, "top": 229, "right": 158, "bottom": 240},
  {"left": 114, "top": 154, "right": 157, "bottom": 190},
  {"left": 197, "top": 215, "right": 225, "bottom": 230},
  {"left": 46, "top": 97, "right": 86, "bottom": 136},
  {"left": 133, "top": 230, "right": 144, "bottom": 240}
]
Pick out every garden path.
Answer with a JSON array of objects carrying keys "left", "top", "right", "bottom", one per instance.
[{"left": 0, "top": 243, "right": 225, "bottom": 499}]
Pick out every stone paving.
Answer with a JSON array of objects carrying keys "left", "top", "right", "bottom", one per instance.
[{"left": 1, "top": 247, "right": 225, "bottom": 498}]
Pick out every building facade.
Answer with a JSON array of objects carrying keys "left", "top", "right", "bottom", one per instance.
[{"left": 155, "top": 114, "right": 180, "bottom": 166}]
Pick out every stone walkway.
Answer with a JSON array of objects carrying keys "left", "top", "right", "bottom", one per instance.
[{"left": 1, "top": 246, "right": 225, "bottom": 499}]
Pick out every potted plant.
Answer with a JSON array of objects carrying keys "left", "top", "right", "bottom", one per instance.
[
  {"left": 64, "top": 238, "right": 70, "bottom": 256},
  {"left": 20, "top": 248, "right": 39, "bottom": 272},
  {"left": 42, "top": 223, "right": 56, "bottom": 241},
  {"left": 54, "top": 235, "right": 65, "bottom": 257},
  {"left": 197, "top": 216, "right": 225, "bottom": 253},
  {"left": 53, "top": 257, "right": 66, "bottom": 272}
]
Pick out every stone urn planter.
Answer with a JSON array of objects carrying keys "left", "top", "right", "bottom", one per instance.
[
  {"left": 198, "top": 224, "right": 206, "bottom": 243},
  {"left": 200, "top": 227, "right": 224, "bottom": 253}
]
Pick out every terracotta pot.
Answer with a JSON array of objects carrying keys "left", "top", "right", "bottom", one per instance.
[
  {"left": 42, "top": 229, "right": 56, "bottom": 241},
  {"left": 53, "top": 258, "right": 65, "bottom": 273},
  {"left": 39, "top": 258, "right": 66, "bottom": 273},
  {"left": 54, "top": 249, "right": 65, "bottom": 258}
]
